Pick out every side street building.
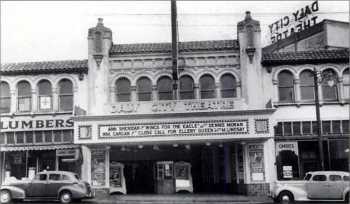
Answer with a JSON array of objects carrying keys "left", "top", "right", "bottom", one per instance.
[{"left": 1, "top": 11, "right": 349, "bottom": 197}]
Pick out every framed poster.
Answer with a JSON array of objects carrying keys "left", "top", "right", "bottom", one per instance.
[
  {"left": 248, "top": 143, "right": 265, "bottom": 182},
  {"left": 110, "top": 162, "right": 122, "bottom": 188},
  {"left": 91, "top": 149, "right": 106, "bottom": 186}
]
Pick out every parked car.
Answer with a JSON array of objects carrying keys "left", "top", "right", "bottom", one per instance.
[
  {"left": 270, "top": 171, "right": 350, "bottom": 203},
  {"left": 0, "top": 171, "right": 94, "bottom": 203}
]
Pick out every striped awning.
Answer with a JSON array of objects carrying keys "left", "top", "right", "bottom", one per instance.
[{"left": 0, "top": 144, "right": 79, "bottom": 152}]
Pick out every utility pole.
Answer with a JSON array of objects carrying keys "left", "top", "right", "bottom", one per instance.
[
  {"left": 313, "top": 67, "right": 325, "bottom": 171},
  {"left": 171, "top": 0, "right": 179, "bottom": 100}
]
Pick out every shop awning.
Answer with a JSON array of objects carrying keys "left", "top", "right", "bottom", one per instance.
[{"left": 0, "top": 144, "right": 79, "bottom": 152}]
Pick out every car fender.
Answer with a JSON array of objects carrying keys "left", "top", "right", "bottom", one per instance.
[
  {"left": 0, "top": 185, "right": 25, "bottom": 199},
  {"left": 343, "top": 186, "right": 350, "bottom": 200},
  {"left": 275, "top": 185, "right": 308, "bottom": 201},
  {"left": 58, "top": 185, "right": 85, "bottom": 199}
]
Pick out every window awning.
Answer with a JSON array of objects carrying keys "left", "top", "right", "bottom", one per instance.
[{"left": 0, "top": 144, "right": 79, "bottom": 152}]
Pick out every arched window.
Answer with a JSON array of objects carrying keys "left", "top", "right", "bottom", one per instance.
[
  {"left": 137, "top": 77, "right": 152, "bottom": 101},
  {"left": 157, "top": 76, "right": 173, "bottom": 100},
  {"left": 278, "top": 70, "right": 294, "bottom": 103},
  {"left": 321, "top": 69, "right": 338, "bottom": 101},
  {"left": 220, "top": 74, "right": 237, "bottom": 98},
  {"left": 179, "top": 75, "right": 194, "bottom": 99},
  {"left": 115, "top": 78, "right": 131, "bottom": 102},
  {"left": 300, "top": 70, "right": 314, "bottom": 101},
  {"left": 58, "top": 79, "right": 73, "bottom": 111},
  {"left": 343, "top": 68, "right": 350, "bottom": 99},
  {"left": 200, "top": 74, "right": 215, "bottom": 99},
  {"left": 0, "top": 82, "right": 11, "bottom": 113},
  {"left": 38, "top": 80, "right": 52, "bottom": 111},
  {"left": 17, "top": 81, "right": 32, "bottom": 112}
]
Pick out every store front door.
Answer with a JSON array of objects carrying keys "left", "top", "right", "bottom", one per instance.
[{"left": 155, "top": 161, "right": 175, "bottom": 194}]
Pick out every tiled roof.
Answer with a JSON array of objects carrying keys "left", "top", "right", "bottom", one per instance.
[
  {"left": 110, "top": 40, "right": 239, "bottom": 55},
  {"left": 261, "top": 49, "right": 349, "bottom": 66},
  {"left": 1, "top": 59, "right": 88, "bottom": 75}
]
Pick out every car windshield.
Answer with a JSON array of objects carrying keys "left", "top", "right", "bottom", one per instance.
[
  {"left": 74, "top": 174, "right": 80, "bottom": 180},
  {"left": 304, "top": 173, "right": 312, "bottom": 180}
]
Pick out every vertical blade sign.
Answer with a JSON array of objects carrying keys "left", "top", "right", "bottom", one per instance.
[{"left": 171, "top": 0, "right": 179, "bottom": 81}]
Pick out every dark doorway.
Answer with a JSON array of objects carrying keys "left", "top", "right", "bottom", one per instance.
[{"left": 124, "top": 161, "right": 154, "bottom": 194}]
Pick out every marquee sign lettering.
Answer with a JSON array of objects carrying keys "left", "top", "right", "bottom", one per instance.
[
  {"left": 99, "top": 120, "right": 249, "bottom": 138},
  {"left": 269, "top": 0, "right": 319, "bottom": 43}
]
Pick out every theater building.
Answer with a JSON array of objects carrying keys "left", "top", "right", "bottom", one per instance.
[
  {"left": 0, "top": 61, "right": 88, "bottom": 183},
  {"left": 262, "top": 19, "right": 350, "bottom": 180},
  {"left": 74, "top": 13, "right": 277, "bottom": 196}
]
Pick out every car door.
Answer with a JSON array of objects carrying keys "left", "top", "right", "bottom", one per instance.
[
  {"left": 27, "top": 173, "right": 48, "bottom": 197},
  {"left": 327, "top": 174, "right": 344, "bottom": 199},
  {"left": 306, "top": 174, "right": 329, "bottom": 199},
  {"left": 47, "top": 173, "right": 67, "bottom": 198}
]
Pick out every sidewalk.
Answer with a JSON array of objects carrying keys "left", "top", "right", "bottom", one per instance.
[{"left": 85, "top": 194, "right": 273, "bottom": 204}]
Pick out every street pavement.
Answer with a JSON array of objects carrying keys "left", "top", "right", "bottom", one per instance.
[{"left": 9, "top": 201, "right": 346, "bottom": 204}]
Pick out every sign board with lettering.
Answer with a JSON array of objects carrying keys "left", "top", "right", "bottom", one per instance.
[
  {"left": 99, "top": 120, "right": 249, "bottom": 138},
  {"left": 110, "top": 98, "right": 245, "bottom": 115},
  {"left": 276, "top": 142, "right": 299, "bottom": 156},
  {"left": 0, "top": 115, "right": 73, "bottom": 132},
  {"left": 248, "top": 143, "right": 265, "bottom": 182},
  {"left": 269, "top": 0, "right": 319, "bottom": 43}
]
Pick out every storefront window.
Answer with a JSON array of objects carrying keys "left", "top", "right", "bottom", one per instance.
[
  {"left": 38, "top": 80, "right": 52, "bottom": 111},
  {"left": 35, "top": 131, "right": 43, "bottom": 143},
  {"left": 283, "top": 122, "right": 292, "bottom": 136},
  {"left": 278, "top": 70, "right": 294, "bottom": 103},
  {"left": 157, "top": 76, "right": 173, "bottom": 100},
  {"left": 343, "top": 68, "right": 350, "bottom": 99},
  {"left": 275, "top": 122, "right": 283, "bottom": 136},
  {"left": 300, "top": 70, "right": 315, "bottom": 101},
  {"left": 321, "top": 69, "right": 338, "bottom": 101},
  {"left": 17, "top": 80, "right": 32, "bottom": 112},
  {"left": 26, "top": 131, "right": 33, "bottom": 143},
  {"left": 7, "top": 132, "right": 15, "bottom": 144},
  {"left": 179, "top": 75, "right": 194, "bottom": 99},
  {"left": 115, "top": 78, "right": 131, "bottom": 102},
  {"left": 137, "top": 77, "right": 152, "bottom": 101},
  {"left": 322, "top": 121, "right": 331, "bottom": 134},
  {"left": 54, "top": 131, "right": 62, "bottom": 142},
  {"left": 200, "top": 74, "right": 215, "bottom": 99},
  {"left": 302, "top": 121, "right": 311, "bottom": 135},
  {"left": 16, "top": 132, "right": 25, "bottom": 144},
  {"left": 332, "top": 121, "right": 341, "bottom": 134},
  {"left": 293, "top": 121, "right": 301, "bottom": 136},
  {"left": 63, "top": 130, "right": 73, "bottom": 142},
  {"left": 220, "top": 74, "right": 236, "bottom": 98},
  {"left": 44, "top": 131, "right": 52, "bottom": 143},
  {"left": 0, "top": 81, "right": 11, "bottom": 113},
  {"left": 329, "top": 140, "right": 349, "bottom": 171},
  {"left": 342, "top": 120, "right": 349, "bottom": 134},
  {"left": 312, "top": 121, "right": 318, "bottom": 135},
  {"left": 0, "top": 132, "right": 5, "bottom": 144},
  {"left": 59, "top": 79, "right": 73, "bottom": 111}
]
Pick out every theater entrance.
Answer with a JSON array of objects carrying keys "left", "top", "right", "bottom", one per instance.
[{"left": 124, "top": 161, "right": 154, "bottom": 194}]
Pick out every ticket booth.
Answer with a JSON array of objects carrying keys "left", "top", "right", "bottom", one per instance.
[
  {"left": 109, "top": 162, "right": 126, "bottom": 194},
  {"left": 175, "top": 161, "right": 193, "bottom": 193},
  {"left": 155, "top": 161, "right": 175, "bottom": 194}
]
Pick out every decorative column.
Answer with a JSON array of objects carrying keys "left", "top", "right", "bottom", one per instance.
[
  {"left": 194, "top": 83, "right": 200, "bottom": 99},
  {"left": 337, "top": 77, "right": 344, "bottom": 103},
  {"left": 152, "top": 85, "right": 158, "bottom": 101},
  {"left": 272, "top": 79, "right": 279, "bottom": 104},
  {"left": 31, "top": 89, "right": 37, "bottom": 113},
  {"left": 215, "top": 82, "right": 221, "bottom": 98},
  {"left": 10, "top": 89, "right": 16, "bottom": 113},
  {"left": 236, "top": 81, "right": 242, "bottom": 98},
  {"left": 52, "top": 88, "right": 59, "bottom": 112},
  {"left": 131, "top": 85, "right": 137, "bottom": 101},
  {"left": 294, "top": 78, "right": 301, "bottom": 105}
]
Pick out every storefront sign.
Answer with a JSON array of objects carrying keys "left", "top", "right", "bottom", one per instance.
[
  {"left": 91, "top": 149, "right": 106, "bottom": 186},
  {"left": 110, "top": 98, "right": 240, "bottom": 114},
  {"left": 282, "top": 166, "right": 293, "bottom": 178},
  {"left": 269, "top": 0, "right": 319, "bottom": 43},
  {"left": 99, "top": 120, "right": 249, "bottom": 138},
  {"left": 276, "top": 142, "right": 299, "bottom": 156},
  {"left": 248, "top": 144, "right": 265, "bottom": 181},
  {"left": 0, "top": 117, "right": 73, "bottom": 131},
  {"left": 56, "top": 149, "right": 77, "bottom": 157}
]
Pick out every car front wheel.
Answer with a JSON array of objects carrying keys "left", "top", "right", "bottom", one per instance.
[
  {"left": 59, "top": 191, "right": 72, "bottom": 204},
  {"left": 0, "top": 190, "right": 12, "bottom": 204},
  {"left": 277, "top": 191, "right": 294, "bottom": 203}
]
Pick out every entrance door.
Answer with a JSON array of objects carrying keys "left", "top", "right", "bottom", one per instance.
[{"left": 155, "top": 161, "right": 175, "bottom": 194}]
